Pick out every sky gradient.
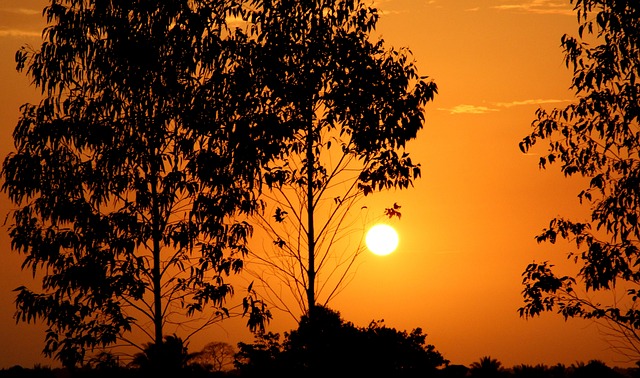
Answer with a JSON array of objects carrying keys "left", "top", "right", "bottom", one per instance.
[{"left": 0, "top": 0, "right": 625, "bottom": 370}]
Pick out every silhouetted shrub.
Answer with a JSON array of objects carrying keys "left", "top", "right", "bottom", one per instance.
[
  {"left": 235, "top": 306, "right": 448, "bottom": 378},
  {"left": 130, "top": 335, "right": 190, "bottom": 375}
]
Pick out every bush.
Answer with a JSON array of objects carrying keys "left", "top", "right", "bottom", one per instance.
[{"left": 235, "top": 306, "right": 448, "bottom": 378}]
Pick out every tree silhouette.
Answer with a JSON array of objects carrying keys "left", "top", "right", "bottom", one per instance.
[
  {"left": 518, "top": 0, "right": 640, "bottom": 362},
  {"left": 130, "top": 335, "right": 189, "bottom": 374},
  {"left": 511, "top": 364, "right": 549, "bottom": 378},
  {"left": 233, "top": 331, "right": 284, "bottom": 377},
  {"left": 187, "top": 341, "right": 236, "bottom": 373},
  {"left": 235, "top": 306, "right": 447, "bottom": 378},
  {"left": 470, "top": 356, "right": 504, "bottom": 378},
  {"left": 243, "top": 0, "right": 437, "bottom": 321},
  {"left": 570, "top": 360, "right": 622, "bottom": 378},
  {"left": 1, "top": 0, "right": 281, "bottom": 367}
]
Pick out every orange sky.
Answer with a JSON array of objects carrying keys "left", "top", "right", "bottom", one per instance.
[{"left": 0, "top": 0, "right": 627, "bottom": 370}]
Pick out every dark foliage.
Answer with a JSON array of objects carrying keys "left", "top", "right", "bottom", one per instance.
[
  {"left": 571, "top": 360, "right": 624, "bottom": 378},
  {"left": 2, "top": 358, "right": 640, "bottom": 378},
  {"left": 470, "top": 356, "right": 505, "bottom": 378},
  {"left": 1, "top": 0, "right": 279, "bottom": 367},
  {"left": 235, "top": 306, "right": 447, "bottom": 378},
  {"left": 129, "top": 335, "right": 190, "bottom": 375},
  {"left": 518, "top": 0, "right": 640, "bottom": 361}
]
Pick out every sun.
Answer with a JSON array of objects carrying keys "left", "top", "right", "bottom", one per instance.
[{"left": 365, "top": 224, "right": 399, "bottom": 256}]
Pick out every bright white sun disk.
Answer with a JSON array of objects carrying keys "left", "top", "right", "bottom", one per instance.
[{"left": 365, "top": 224, "right": 399, "bottom": 256}]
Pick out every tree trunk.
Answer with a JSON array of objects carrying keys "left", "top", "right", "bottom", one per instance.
[
  {"left": 150, "top": 167, "right": 164, "bottom": 346},
  {"left": 305, "top": 106, "right": 316, "bottom": 318}
]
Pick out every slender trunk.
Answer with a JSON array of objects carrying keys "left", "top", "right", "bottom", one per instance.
[
  {"left": 150, "top": 168, "right": 164, "bottom": 346},
  {"left": 152, "top": 232, "right": 163, "bottom": 345},
  {"left": 306, "top": 106, "right": 316, "bottom": 317}
]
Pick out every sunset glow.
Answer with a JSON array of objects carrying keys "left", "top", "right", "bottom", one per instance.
[{"left": 0, "top": 0, "right": 628, "bottom": 371}]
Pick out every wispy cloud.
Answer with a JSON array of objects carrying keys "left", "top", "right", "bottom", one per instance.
[
  {"left": 0, "top": 7, "right": 41, "bottom": 16},
  {"left": 439, "top": 104, "right": 499, "bottom": 115},
  {"left": 441, "top": 98, "right": 571, "bottom": 115},
  {"left": 0, "top": 29, "right": 40, "bottom": 38},
  {"left": 370, "top": 0, "right": 416, "bottom": 15},
  {"left": 378, "top": 9, "right": 407, "bottom": 15},
  {"left": 494, "top": 98, "right": 571, "bottom": 108},
  {"left": 0, "top": 7, "right": 42, "bottom": 38},
  {"left": 492, "top": 0, "right": 573, "bottom": 16}
]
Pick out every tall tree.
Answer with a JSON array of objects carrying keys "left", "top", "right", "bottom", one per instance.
[
  {"left": 518, "top": 0, "right": 640, "bottom": 361},
  {"left": 1, "top": 0, "right": 280, "bottom": 367},
  {"left": 244, "top": 0, "right": 437, "bottom": 320}
]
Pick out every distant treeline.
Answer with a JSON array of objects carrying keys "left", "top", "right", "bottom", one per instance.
[
  {"left": 1, "top": 309, "right": 635, "bottom": 378},
  {"left": 2, "top": 308, "right": 639, "bottom": 378},
  {"left": 1, "top": 359, "right": 640, "bottom": 378}
]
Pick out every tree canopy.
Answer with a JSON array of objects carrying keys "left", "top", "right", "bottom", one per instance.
[
  {"left": 518, "top": 0, "right": 640, "bottom": 361},
  {"left": 1, "top": 0, "right": 281, "bottom": 367}
]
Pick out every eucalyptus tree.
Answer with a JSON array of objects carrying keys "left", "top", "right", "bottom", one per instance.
[
  {"left": 518, "top": 0, "right": 640, "bottom": 361},
  {"left": 244, "top": 0, "right": 437, "bottom": 320},
  {"left": 1, "top": 0, "right": 282, "bottom": 367}
]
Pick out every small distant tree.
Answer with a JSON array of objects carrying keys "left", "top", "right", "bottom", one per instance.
[
  {"left": 548, "top": 364, "right": 568, "bottom": 378},
  {"left": 187, "top": 341, "right": 236, "bottom": 373},
  {"left": 518, "top": 0, "right": 640, "bottom": 363},
  {"left": 469, "top": 356, "right": 503, "bottom": 378},
  {"left": 244, "top": 0, "right": 437, "bottom": 321},
  {"left": 86, "top": 351, "right": 121, "bottom": 371},
  {"left": 1, "top": 0, "right": 280, "bottom": 367},
  {"left": 130, "top": 335, "right": 189, "bottom": 375},
  {"left": 234, "top": 332, "right": 284, "bottom": 377},
  {"left": 511, "top": 364, "right": 548, "bottom": 378}
]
